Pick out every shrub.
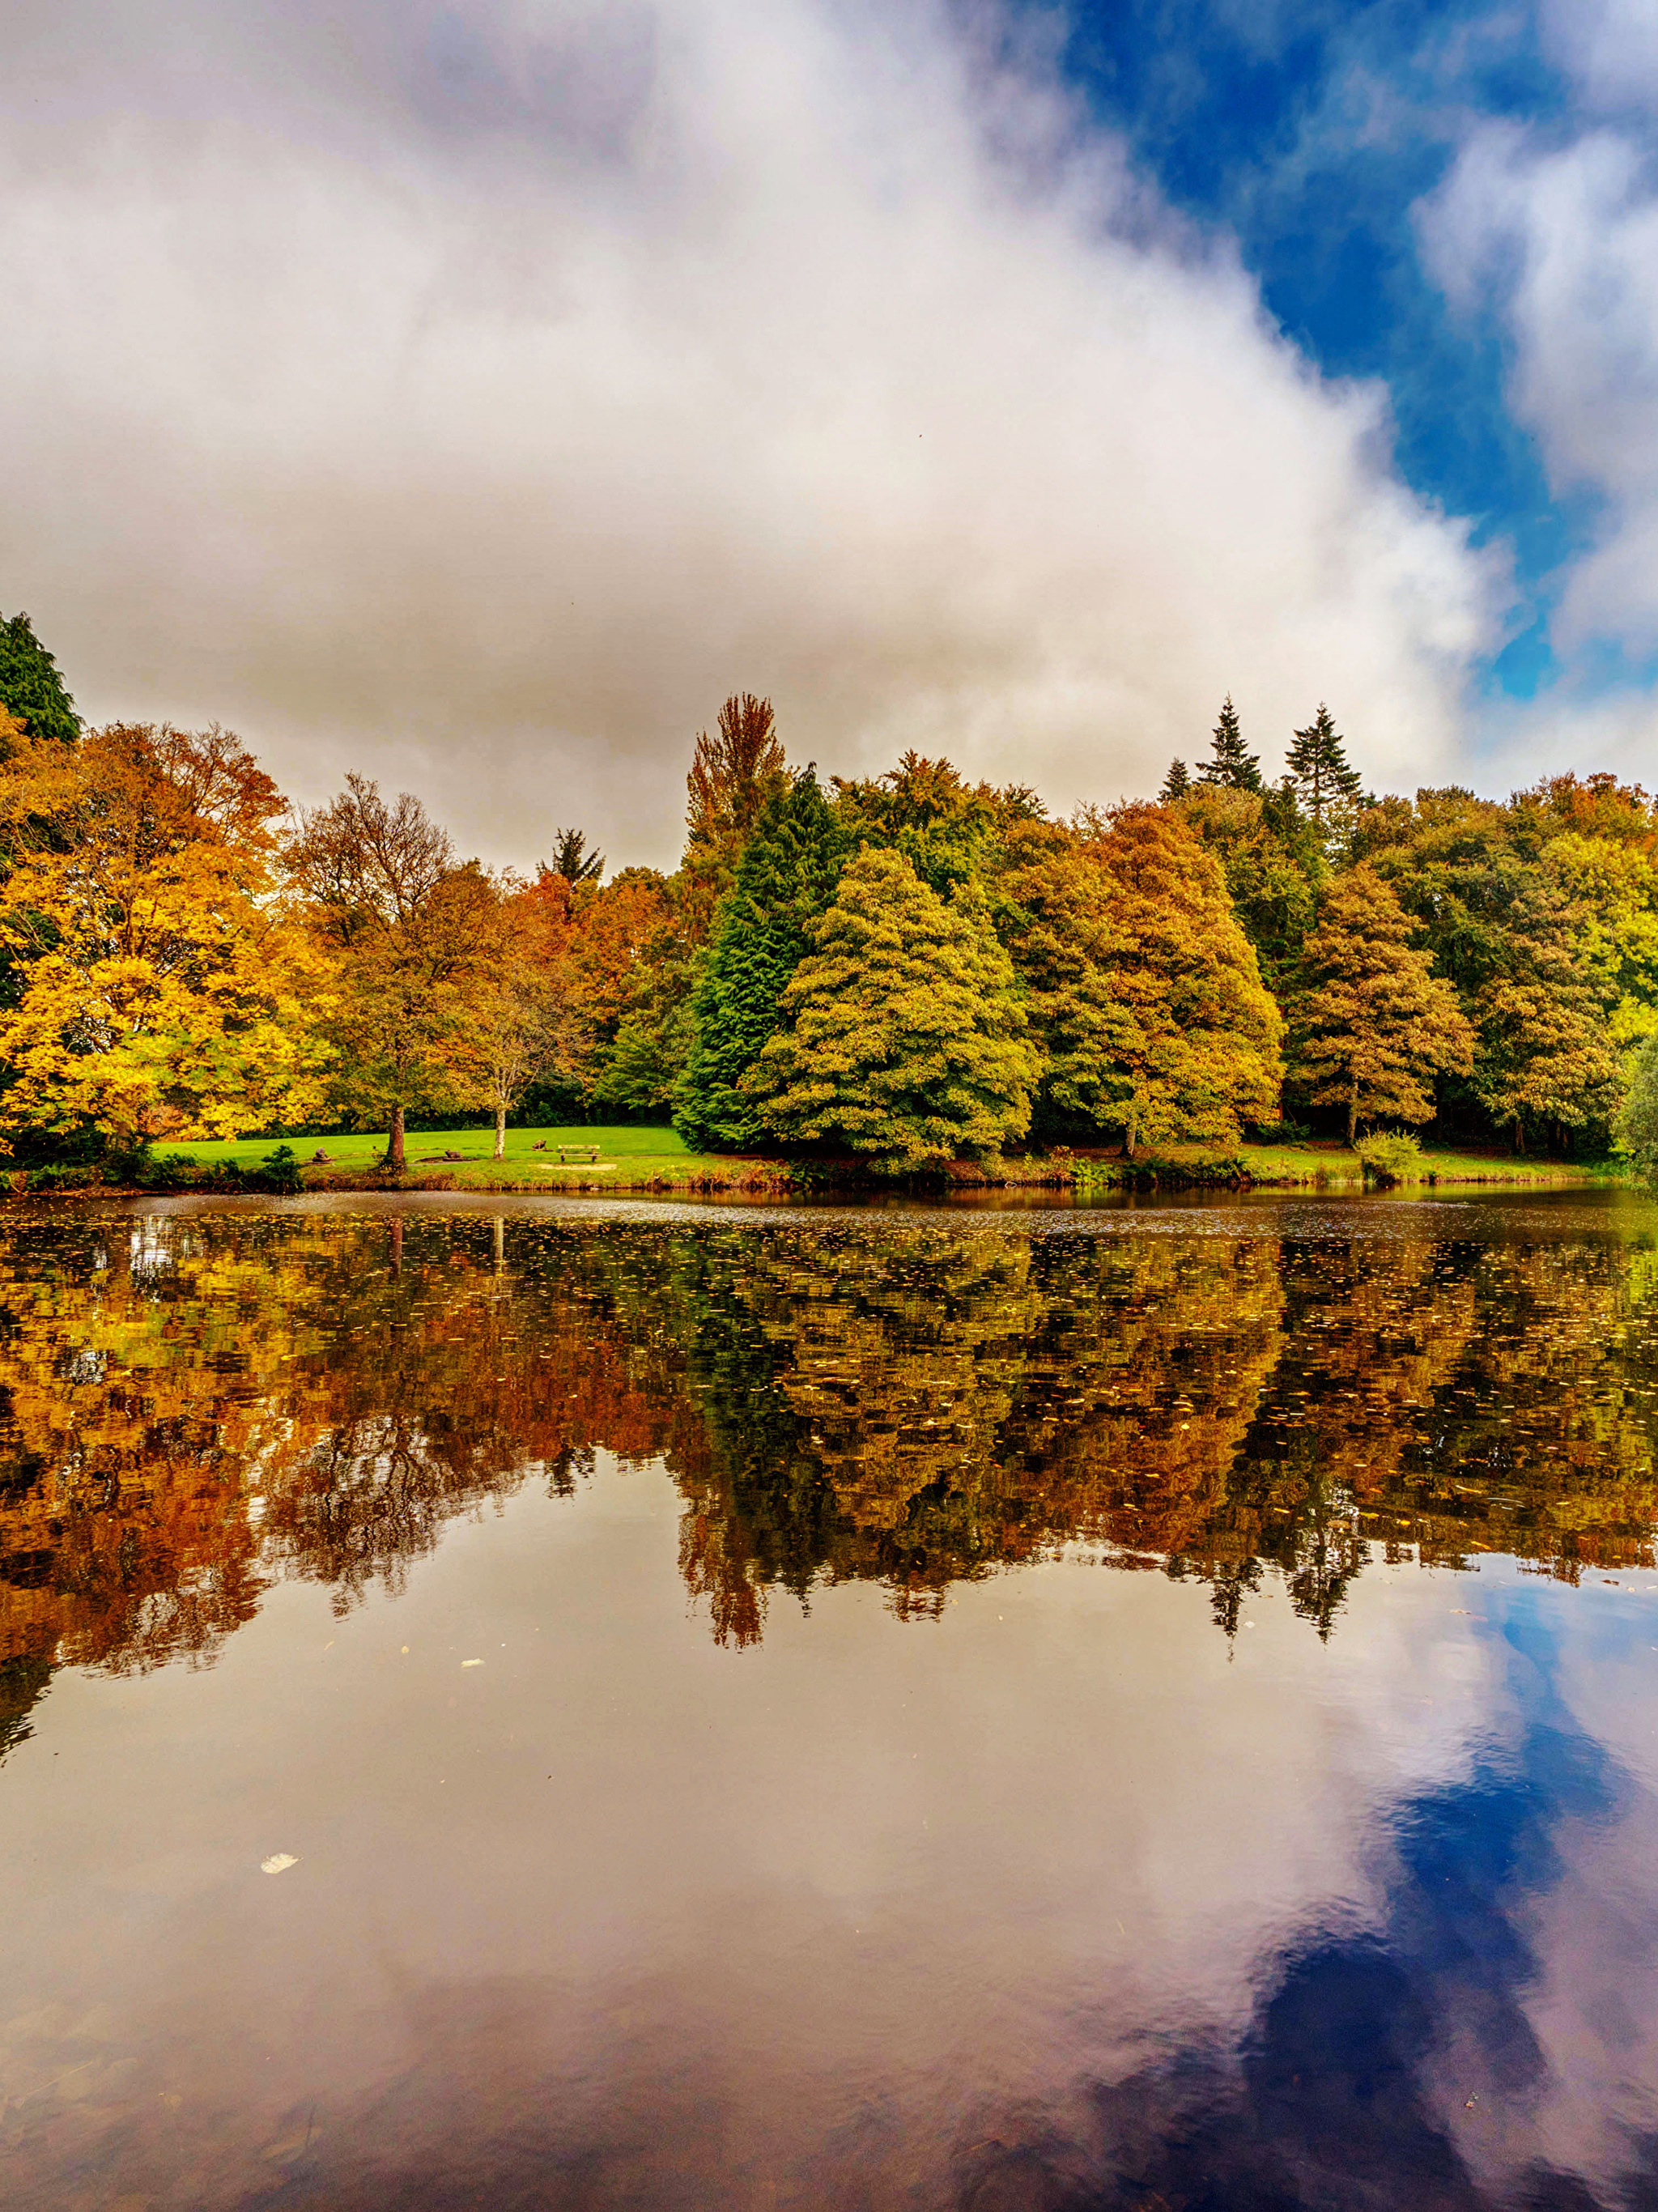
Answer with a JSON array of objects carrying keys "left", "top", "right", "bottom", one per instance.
[{"left": 1356, "top": 1132, "right": 1422, "bottom": 1186}]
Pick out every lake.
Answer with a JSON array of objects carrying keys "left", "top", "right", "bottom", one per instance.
[{"left": 4, "top": 1188, "right": 1658, "bottom": 2210}]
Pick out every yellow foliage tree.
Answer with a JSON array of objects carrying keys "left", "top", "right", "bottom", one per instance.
[{"left": 0, "top": 723, "right": 334, "bottom": 1149}]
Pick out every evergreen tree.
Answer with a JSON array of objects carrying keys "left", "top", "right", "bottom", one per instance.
[
  {"left": 744, "top": 846, "right": 1039, "bottom": 1171},
  {"left": 1180, "top": 781, "right": 1324, "bottom": 994},
  {"left": 1160, "top": 759, "right": 1191, "bottom": 802},
  {"left": 546, "top": 827, "right": 604, "bottom": 885},
  {"left": 0, "top": 611, "right": 79, "bottom": 750},
  {"left": 1288, "top": 866, "right": 1474, "bottom": 1144},
  {"left": 675, "top": 770, "right": 848, "bottom": 1149},
  {"left": 1198, "top": 695, "right": 1261, "bottom": 792},
  {"left": 1285, "top": 704, "right": 1363, "bottom": 829}
]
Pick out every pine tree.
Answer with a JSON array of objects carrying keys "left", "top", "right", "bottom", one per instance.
[
  {"left": 546, "top": 827, "right": 604, "bottom": 885},
  {"left": 744, "top": 846, "right": 1039, "bottom": 1171},
  {"left": 1288, "top": 866, "right": 1473, "bottom": 1144},
  {"left": 1285, "top": 704, "right": 1363, "bottom": 830},
  {"left": 682, "top": 693, "right": 789, "bottom": 936},
  {"left": 1160, "top": 759, "right": 1191, "bottom": 802},
  {"left": 0, "top": 612, "right": 79, "bottom": 751},
  {"left": 675, "top": 770, "right": 848, "bottom": 1149},
  {"left": 1197, "top": 695, "right": 1261, "bottom": 792}
]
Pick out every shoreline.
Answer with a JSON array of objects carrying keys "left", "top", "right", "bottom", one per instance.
[{"left": 8, "top": 1145, "right": 1622, "bottom": 1202}]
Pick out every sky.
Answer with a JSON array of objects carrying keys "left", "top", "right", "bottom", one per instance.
[{"left": 2, "top": 0, "right": 1657, "bottom": 872}]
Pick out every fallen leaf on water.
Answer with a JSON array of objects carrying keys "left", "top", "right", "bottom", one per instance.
[
  {"left": 261, "top": 1853, "right": 299, "bottom": 1875},
  {"left": 461, "top": 1659, "right": 483, "bottom": 1669}
]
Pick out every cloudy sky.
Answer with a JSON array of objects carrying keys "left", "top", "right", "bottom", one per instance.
[{"left": 3, "top": 0, "right": 1657, "bottom": 871}]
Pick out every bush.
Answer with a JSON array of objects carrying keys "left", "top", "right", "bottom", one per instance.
[
  {"left": 253, "top": 1144, "right": 304, "bottom": 1195},
  {"left": 1356, "top": 1132, "right": 1422, "bottom": 1187},
  {"left": 1248, "top": 1118, "right": 1312, "bottom": 1144}
]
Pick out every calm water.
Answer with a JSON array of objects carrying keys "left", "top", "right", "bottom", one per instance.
[{"left": 5, "top": 1189, "right": 1658, "bottom": 2210}]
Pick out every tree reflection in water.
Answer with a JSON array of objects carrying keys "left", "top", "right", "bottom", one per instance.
[{"left": 4, "top": 1206, "right": 1658, "bottom": 1750}]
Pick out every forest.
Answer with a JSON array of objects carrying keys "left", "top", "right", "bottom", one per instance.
[{"left": 5, "top": 605, "right": 1658, "bottom": 1174}]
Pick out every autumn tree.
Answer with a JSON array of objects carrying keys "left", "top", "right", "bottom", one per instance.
[
  {"left": 461, "top": 879, "right": 591, "bottom": 1156},
  {"left": 995, "top": 818, "right": 1139, "bottom": 1134},
  {"left": 567, "top": 866, "right": 694, "bottom": 1116},
  {"left": 287, "top": 776, "right": 494, "bottom": 1169},
  {"left": 0, "top": 724, "right": 330, "bottom": 1150},
  {"left": 1286, "top": 704, "right": 1363, "bottom": 832},
  {"left": 1363, "top": 787, "right": 1623, "bottom": 1149},
  {"left": 744, "top": 846, "right": 1039, "bottom": 1171},
  {"left": 682, "top": 693, "right": 789, "bottom": 936},
  {"left": 1078, "top": 801, "right": 1283, "bottom": 1151},
  {"left": 0, "top": 610, "right": 79, "bottom": 750},
  {"left": 1198, "top": 695, "right": 1261, "bottom": 792},
  {"left": 1287, "top": 865, "right": 1474, "bottom": 1143},
  {"left": 675, "top": 770, "right": 848, "bottom": 1150}
]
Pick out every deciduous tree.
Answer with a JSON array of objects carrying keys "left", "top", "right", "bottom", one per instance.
[
  {"left": 1288, "top": 865, "right": 1473, "bottom": 1143},
  {"left": 287, "top": 776, "right": 494, "bottom": 1169},
  {"left": 682, "top": 693, "right": 788, "bottom": 935},
  {"left": 0, "top": 725, "right": 330, "bottom": 1148},
  {"left": 1078, "top": 802, "right": 1283, "bottom": 1151}
]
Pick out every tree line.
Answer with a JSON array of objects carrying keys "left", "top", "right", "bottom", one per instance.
[{"left": 2, "top": 606, "right": 1657, "bottom": 1168}]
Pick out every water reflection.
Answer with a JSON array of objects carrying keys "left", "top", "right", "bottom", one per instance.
[
  {"left": 4, "top": 1202, "right": 1658, "bottom": 1738},
  {"left": 4, "top": 1197, "right": 1658, "bottom": 2210}
]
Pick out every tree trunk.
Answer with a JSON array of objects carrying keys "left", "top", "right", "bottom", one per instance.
[
  {"left": 1124, "top": 1102, "right": 1139, "bottom": 1158},
  {"left": 1346, "top": 1088, "right": 1358, "bottom": 1147},
  {"left": 1511, "top": 1117, "right": 1524, "bottom": 1155},
  {"left": 385, "top": 1102, "right": 406, "bottom": 1172},
  {"left": 494, "top": 1106, "right": 507, "bottom": 1160}
]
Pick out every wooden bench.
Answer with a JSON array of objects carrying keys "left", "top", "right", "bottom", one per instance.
[{"left": 557, "top": 1145, "right": 603, "bottom": 1165}]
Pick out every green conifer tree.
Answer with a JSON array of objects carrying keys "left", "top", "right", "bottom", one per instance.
[
  {"left": 674, "top": 770, "right": 848, "bottom": 1149},
  {"left": 0, "top": 612, "right": 79, "bottom": 750},
  {"left": 1197, "top": 695, "right": 1261, "bottom": 792},
  {"left": 1160, "top": 759, "right": 1191, "bottom": 802},
  {"left": 1285, "top": 704, "right": 1363, "bottom": 829},
  {"left": 743, "top": 846, "right": 1038, "bottom": 1171}
]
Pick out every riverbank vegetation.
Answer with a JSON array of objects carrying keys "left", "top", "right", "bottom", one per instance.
[{"left": 1, "top": 608, "right": 1655, "bottom": 1187}]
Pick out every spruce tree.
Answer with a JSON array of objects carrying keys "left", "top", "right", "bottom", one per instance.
[
  {"left": 744, "top": 846, "right": 1038, "bottom": 1171},
  {"left": 0, "top": 612, "right": 79, "bottom": 750},
  {"left": 1198, "top": 695, "right": 1261, "bottom": 792},
  {"left": 1285, "top": 704, "right": 1363, "bottom": 829},
  {"left": 1159, "top": 759, "right": 1191, "bottom": 802},
  {"left": 674, "top": 770, "right": 848, "bottom": 1149}
]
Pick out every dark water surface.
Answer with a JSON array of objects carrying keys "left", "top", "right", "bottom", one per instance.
[{"left": 6, "top": 1189, "right": 1658, "bottom": 2210}]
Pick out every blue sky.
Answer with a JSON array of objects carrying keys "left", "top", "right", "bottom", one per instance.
[{"left": 1058, "top": 0, "right": 1589, "bottom": 701}]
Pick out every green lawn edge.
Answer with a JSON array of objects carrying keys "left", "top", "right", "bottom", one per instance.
[{"left": 23, "top": 1125, "right": 1628, "bottom": 1197}]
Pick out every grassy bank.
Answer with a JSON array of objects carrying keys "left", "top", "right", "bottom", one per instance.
[{"left": 25, "top": 1124, "right": 1623, "bottom": 1198}]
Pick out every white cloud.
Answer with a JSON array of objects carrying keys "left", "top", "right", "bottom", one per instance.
[
  {"left": 1424, "top": 116, "right": 1658, "bottom": 665},
  {"left": 0, "top": 0, "right": 1499, "bottom": 869}
]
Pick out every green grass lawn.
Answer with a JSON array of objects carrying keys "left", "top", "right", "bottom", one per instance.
[
  {"left": 160, "top": 1123, "right": 745, "bottom": 1188},
  {"left": 1139, "top": 1138, "right": 1618, "bottom": 1187},
  {"left": 152, "top": 1124, "right": 1620, "bottom": 1194}
]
